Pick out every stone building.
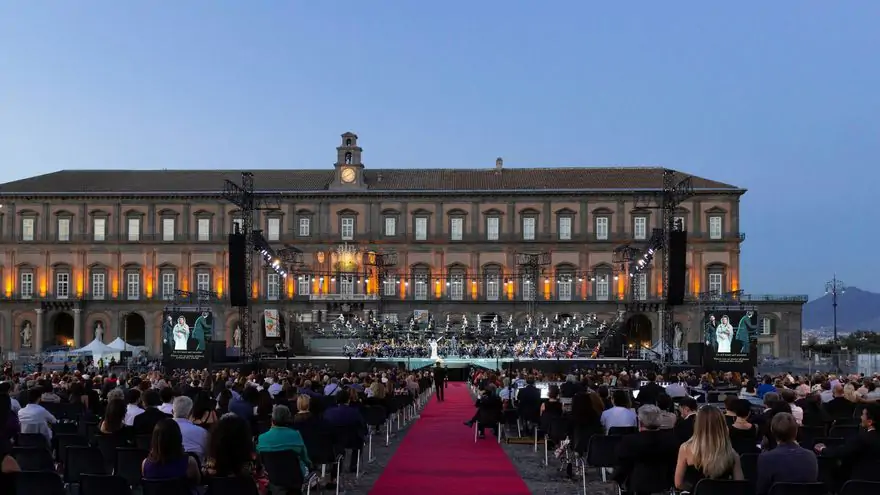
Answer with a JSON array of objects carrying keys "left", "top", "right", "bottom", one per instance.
[{"left": 0, "top": 132, "right": 806, "bottom": 357}]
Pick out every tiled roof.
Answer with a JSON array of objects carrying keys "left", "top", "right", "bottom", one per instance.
[{"left": 0, "top": 167, "right": 741, "bottom": 195}]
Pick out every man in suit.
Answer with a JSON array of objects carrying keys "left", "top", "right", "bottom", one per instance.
[
  {"left": 636, "top": 372, "right": 664, "bottom": 406},
  {"left": 816, "top": 403, "right": 880, "bottom": 487},
  {"left": 472, "top": 384, "right": 503, "bottom": 439},
  {"left": 433, "top": 363, "right": 447, "bottom": 402},
  {"left": 133, "top": 389, "right": 172, "bottom": 436},
  {"left": 756, "top": 412, "right": 818, "bottom": 495},
  {"left": 674, "top": 397, "right": 698, "bottom": 443},
  {"left": 823, "top": 384, "right": 855, "bottom": 419},
  {"left": 613, "top": 405, "right": 680, "bottom": 494},
  {"left": 516, "top": 377, "right": 542, "bottom": 427}
]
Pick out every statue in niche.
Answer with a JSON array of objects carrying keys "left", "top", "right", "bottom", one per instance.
[
  {"left": 233, "top": 325, "right": 242, "bottom": 348},
  {"left": 94, "top": 321, "right": 105, "bottom": 342},
  {"left": 20, "top": 321, "right": 33, "bottom": 348}
]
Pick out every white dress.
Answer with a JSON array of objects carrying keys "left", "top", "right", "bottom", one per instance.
[
  {"left": 173, "top": 324, "right": 189, "bottom": 350},
  {"left": 716, "top": 324, "right": 733, "bottom": 353},
  {"left": 429, "top": 341, "right": 439, "bottom": 360}
]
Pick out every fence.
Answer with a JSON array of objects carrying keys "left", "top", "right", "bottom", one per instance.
[{"left": 757, "top": 351, "right": 857, "bottom": 376}]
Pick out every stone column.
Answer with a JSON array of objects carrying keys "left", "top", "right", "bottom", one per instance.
[
  {"left": 73, "top": 308, "right": 83, "bottom": 347},
  {"left": 34, "top": 308, "right": 44, "bottom": 353}
]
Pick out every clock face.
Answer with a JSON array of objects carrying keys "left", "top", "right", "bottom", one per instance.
[{"left": 341, "top": 167, "right": 356, "bottom": 183}]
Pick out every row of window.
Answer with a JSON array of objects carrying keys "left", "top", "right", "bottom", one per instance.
[{"left": 16, "top": 212, "right": 729, "bottom": 243}]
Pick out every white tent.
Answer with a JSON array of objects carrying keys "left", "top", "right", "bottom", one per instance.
[
  {"left": 107, "top": 337, "right": 145, "bottom": 353},
  {"left": 69, "top": 338, "right": 118, "bottom": 359}
]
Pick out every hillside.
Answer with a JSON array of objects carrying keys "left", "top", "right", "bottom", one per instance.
[{"left": 803, "top": 287, "right": 880, "bottom": 332}]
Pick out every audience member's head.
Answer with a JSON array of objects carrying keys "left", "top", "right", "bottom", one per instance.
[
  {"left": 637, "top": 405, "right": 662, "bottom": 431},
  {"left": 172, "top": 396, "right": 194, "bottom": 419},
  {"left": 107, "top": 388, "right": 124, "bottom": 401},
  {"left": 271, "top": 405, "right": 292, "bottom": 427},
  {"left": 125, "top": 388, "right": 141, "bottom": 406},
  {"left": 762, "top": 392, "right": 779, "bottom": 408},
  {"left": 548, "top": 384, "right": 560, "bottom": 400},
  {"left": 686, "top": 405, "right": 737, "bottom": 479},
  {"left": 770, "top": 412, "right": 798, "bottom": 444},
  {"left": 296, "top": 394, "right": 311, "bottom": 415},
  {"left": 779, "top": 388, "right": 796, "bottom": 404},
  {"left": 733, "top": 399, "right": 752, "bottom": 419},
  {"left": 142, "top": 389, "right": 161, "bottom": 409},
  {"left": 149, "top": 418, "right": 184, "bottom": 464},
  {"left": 611, "top": 389, "right": 630, "bottom": 408},
  {"left": 861, "top": 404, "right": 879, "bottom": 430},
  {"left": 657, "top": 393, "right": 673, "bottom": 413},
  {"left": 208, "top": 413, "right": 254, "bottom": 477},
  {"left": 832, "top": 384, "right": 844, "bottom": 397},
  {"left": 159, "top": 387, "right": 174, "bottom": 404},
  {"left": 102, "top": 398, "right": 126, "bottom": 432},
  {"left": 679, "top": 397, "right": 698, "bottom": 417}
]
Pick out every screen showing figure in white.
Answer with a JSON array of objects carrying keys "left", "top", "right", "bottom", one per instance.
[
  {"left": 715, "top": 315, "right": 734, "bottom": 353},
  {"left": 429, "top": 336, "right": 443, "bottom": 360},
  {"left": 172, "top": 316, "right": 189, "bottom": 350}
]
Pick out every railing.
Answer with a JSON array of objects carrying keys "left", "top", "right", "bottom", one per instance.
[
  {"left": 740, "top": 294, "right": 808, "bottom": 302},
  {"left": 308, "top": 294, "right": 380, "bottom": 301},
  {"left": 0, "top": 230, "right": 747, "bottom": 246}
]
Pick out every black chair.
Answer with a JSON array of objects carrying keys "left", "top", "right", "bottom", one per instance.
[
  {"left": 797, "top": 425, "right": 827, "bottom": 450},
  {"left": 767, "top": 482, "right": 828, "bottom": 495},
  {"left": 608, "top": 426, "right": 638, "bottom": 435},
  {"left": 834, "top": 417, "right": 859, "bottom": 427},
  {"left": 11, "top": 446, "right": 55, "bottom": 471},
  {"left": 141, "top": 478, "right": 191, "bottom": 495},
  {"left": 206, "top": 476, "right": 260, "bottom": 495},
  {"left": 16, "top": 433, "right": 49, "bottom": 449},
  {"left": 543, "top": 416, "right": 570, "bottom": 466},
  {"left": 54, "top": 433, "right": 88, "bottom": 463},
  {"left": 14, "top": 471, "right": 66, "bottom": 495},
  {"left": 586, "top": 434, "right": 622, "bottom": 483},
  {"left": 260, "top": 450, "right": 319, "bottom": 495},
  {"left": 362, "top": 405, "right": 389, "bottom": 461},
  {"left": 135, "top": 434, "right": 152, "bottom": 450},
  {"left": 829, "top": 426, "right": 859, "bottom": 441},
  {"left": 333, "top": 425, "right": 364, "bottom": 478},
  {"left": 80, "top": 474, "right": 132, "bottom": 495},
  {"left": 95, "top": 433, "right": 129, "bottom": 472},
  {"left": 739, "top": 452, "right": 759, "bottom": 492},
  {"left": 693, "top": 479, "right": 751, "bottom": 494},
  {"left": 813, "top": 437, "right": 846, "bottom": 449},
  {"left": 63, "top": 445, "right": 107, "bottom": 484},
  {"left": 115, "top": 447, "right": 148, "bottom": 487},
  {"left": 840, "top": 480, "right": 880, "bottom": 495},
  {"left": 300, "top": 426, "right": 344, "bottom": 495}
]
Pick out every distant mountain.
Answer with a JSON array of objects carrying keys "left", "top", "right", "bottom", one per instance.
[{"left": 803, "top": 287, "right": 880, "bottom": 332}]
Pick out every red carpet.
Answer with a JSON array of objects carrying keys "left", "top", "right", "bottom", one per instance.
[{"left": 369, "top": 382, "right": 530, "bottom": 495}]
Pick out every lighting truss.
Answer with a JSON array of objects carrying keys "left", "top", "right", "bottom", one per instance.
[
  {"left": 253, "top": 231, "right": 303, "bottom": 278},
  {"left": 629, "top": 228, "right": 664, "bottom": 277}
]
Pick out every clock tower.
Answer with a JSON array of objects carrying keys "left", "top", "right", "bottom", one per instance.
[{"left": 332, "top": 132, "right": 365, "bottom": 189}]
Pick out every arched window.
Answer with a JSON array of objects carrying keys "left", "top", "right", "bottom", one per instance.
[
  {"left": 555, "top": 264, "right": 576, "bottom": 301},
  {"left": 446, "top": 264, "right": 466, "bottom": 301},
  {"left": 482, "top": 264, "right": 502, "bottom": 301},
  {"left": 591, "top": 264, "right": 615, "bottom": 301},
  {"left": 411, "top": 264, "right": 430, "bottom": 301},
  {"left": 344, "top": 152, "right": 352, "bottom": 164},
  {"left": 345, "top": 138, "right": 352, "bottom": 146}
]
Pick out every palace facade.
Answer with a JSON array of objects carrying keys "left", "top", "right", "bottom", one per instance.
[{"left": 0, "top": 132, "right": 806, "bottom": 358}]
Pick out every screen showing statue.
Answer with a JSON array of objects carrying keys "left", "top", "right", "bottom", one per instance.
[
  {"left": 162, "top": 308, "right": 212, "bottom": 368},
  {"left": 703, "top": 310, "right": 757, "bottom": 370}
]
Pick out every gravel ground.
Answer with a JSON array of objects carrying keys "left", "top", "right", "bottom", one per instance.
[{"left": 500, "top": 438, "right": 619, "bottom": 495}]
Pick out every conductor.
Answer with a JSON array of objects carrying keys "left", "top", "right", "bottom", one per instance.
[{"left": 434, "top": 362, "right": 447, "bottom": 402}]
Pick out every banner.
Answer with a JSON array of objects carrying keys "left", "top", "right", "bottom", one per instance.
[
  {"left": 264, "top": 309, "right": 280, "bottom": 338},
  {"left": 703, "top": 310, "right": 758, "bottom": 371},
  {"left": 162, "top": 309, "right": 211, "bottom": 368}
]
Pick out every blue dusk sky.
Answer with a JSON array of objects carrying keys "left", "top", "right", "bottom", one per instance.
[{"left": 0, "top": 2, "right": 876, "bottom": 300}]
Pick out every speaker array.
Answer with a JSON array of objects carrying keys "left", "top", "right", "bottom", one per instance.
[{"left": 228, "top": 233, "right": 247, "bottom": 307}]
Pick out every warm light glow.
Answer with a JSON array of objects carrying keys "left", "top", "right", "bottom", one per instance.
[
  {"left": 471, "top": 279, "right": 478, "bottom": 300},
  {"left": 581, "top": 277, "right": 588, "bottom": 300},
  {"left": 399, "top": 278, "right": 406, "bottom": 299},
  {"left": 145, "top": 274, "right": 153, "bottom": 299},
  {"left": 693, "top": 277, "right": 700, "bottom": 295},
  {"left": 544, "top": 279, "right": 551, "bottom": 300},
  {"left": 731, "top": 277, "right": 738, "bottom": 293},
  {"left": 252, "top": 281, "right": 258, "bottom": 299},
  {"left": 617, "top": 275, "right": 625, "bottom": 300},
  {"left": 286, "top": 277, "right": 294, "bottom": 298},
  {"left": 216, "top": 276, "right": 224, "bottom": 298},
  {"left": 506, "top": 280, "right": 514, "bottom": 299},
  {"left": 5, "top": 276, "right": 12, "bottom": 297},
  {"left": 434, "top": 279, "right": 442, "bottom": 299},
  {"left": 76, "top": 269, "right": 84, "bottom": 298},
  {"left": 39, "top": 271, "right": 47, "bottom": 297},
  {"left": 112, "top": 276, "right": 119, "bottom": 298},
  {"left": 181, "top": 277, "right": 188, "bottom": 292},
  {"left": 312, "top": 277, "right": 319, "bottom": 294},
  {"left": 322, "top": 276, "right": 329, "bottom": 294}
]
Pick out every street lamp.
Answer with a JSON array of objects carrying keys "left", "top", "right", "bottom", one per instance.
[{"left": 825, "top": 275, "right": 846, "bottom": 373}]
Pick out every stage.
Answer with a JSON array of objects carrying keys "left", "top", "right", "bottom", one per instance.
[{"left": 235, "top": 355, "right": 659, "bottom": 373}]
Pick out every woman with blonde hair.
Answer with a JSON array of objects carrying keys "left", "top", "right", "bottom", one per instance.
[
  {"left": 843, "top": 383, "right": 861, "bottom": 403},
  {"left": 674, "top": 405, "right": 743, "bottom": 491}
]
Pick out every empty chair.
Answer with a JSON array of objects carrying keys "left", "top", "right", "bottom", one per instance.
[
  {"left": 362, "top": 405, "right": 389, "bottom": 461},
  {"left": 115, "top": 447, "right": 148, "bottom": 487},
  {"left": 54, "top": 433, "right": 88, "bottom": 463},
  {"left": 260, "top": 450, "right": 318, "bottom": 494},
  {"left": 739, "top": 452, "right": 759, "bottom": 492},
  {"left": 767, "top": 481, "right": 828, "bottom": 495},
  {"left": 14, "top": 471, "right": 66, "bottom": 495},
  {"left": 840, "top": 480, "right": 880, "bottom": 495},
  {"left": 80, "top": 474, "right": 132, "bottom": 495},
  {"left": 63, "top": 446, "right": 107, "bottom": 484},
  {"left": 206, "top": 475, "right": 260, "bottom": 495},
  {"left": 16, "top": 433, "right": 49, "bottom": 449},
  {"left": 693, "top": 479, "right": 751, "bottom": 494},
  {"left": 586, "top": 434, "right": 622, "bottom": 482},
  {"left": 11, "top": 447, "right": 55, "bottom": 471},
  {"left": 141, "top": 477, "right": 192, "bottom": 495},
  {"left": 608, "top": 426, "right": 638, "bottom": 435}
]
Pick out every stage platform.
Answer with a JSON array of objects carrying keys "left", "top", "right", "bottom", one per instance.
[{"left": 245, "top": 355, "right": 657, "bottom": 373}]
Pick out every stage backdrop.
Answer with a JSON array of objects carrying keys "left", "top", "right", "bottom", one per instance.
[
  {"left": 264, "top": 309, "right": 280, "bottom": 338},
  {"left": 702, "top": 310, "right": 758, "bottom": 372},
  {"left": 162, "top": 308, "right": 212, "bottom": 368}
]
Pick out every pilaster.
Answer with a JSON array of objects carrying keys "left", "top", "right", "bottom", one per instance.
[
  {"left": 73, "top": 308, "right": 83, "bottom": 346},
  {"left": 34, "top": 308, "right": 44, "bottom": 353}
]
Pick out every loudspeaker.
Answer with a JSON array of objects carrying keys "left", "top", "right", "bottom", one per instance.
[
  {"left": 667, "top": 230, "right": 687, "bottom": 306},
  {"left": 228, "top": 233, "right": 247, "bottom": 307},
  {"left": 688, "top": 343, "right": 705, "bottom": 366}
]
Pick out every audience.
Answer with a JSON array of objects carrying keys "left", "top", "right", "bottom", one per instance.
[
  {"left": 256, "top": 405, "right": 312, "bottom": 478},
  {"left": 172, "top": 395, "right": 209, "bottom": 461},
  {"left": 133, "top": 389, "right": 171, "bottom": 436},
  {"left": 141, "top": 418, "right": 201, "bottom": 486},
  {"left": 600, "top": 389, "right": 637, "bottom": 432},
  {"left": 613, "top": 405, "right": 679, "bottom": 494},
  {"left": 17, "top": 388, "right": 56, "bottom": 443},
  {"left": 815, "top": 403, "right": 880, "bottom": 488},
  {"left": 673, "top": 405, "right": 743, "bottom": 491},
  {"left": 755, "top": 412, "right": 818, "bottom": 495},
  {"left": 673, "top": 397, "right": 697, "bottom": 442}
]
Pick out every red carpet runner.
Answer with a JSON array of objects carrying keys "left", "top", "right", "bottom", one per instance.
[{"left": 369, "top": 382, "right": 530, "bottom": 495}]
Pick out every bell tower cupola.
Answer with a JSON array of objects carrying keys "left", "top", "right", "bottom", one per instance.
[{"left": 332, "top": 132, "right": 366, "bottom": 189}]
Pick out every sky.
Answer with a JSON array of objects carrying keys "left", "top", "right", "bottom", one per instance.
[{"left": 1, "top": 2, "right": 877, "bottom": 300}]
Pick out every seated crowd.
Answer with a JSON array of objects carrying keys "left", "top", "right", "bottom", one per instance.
[
  {"left": 0, "top": 365, "right": 432, "bottom": 494},
  {"left": 471, "top": 368, "right": 880, "bottom": 494}
]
